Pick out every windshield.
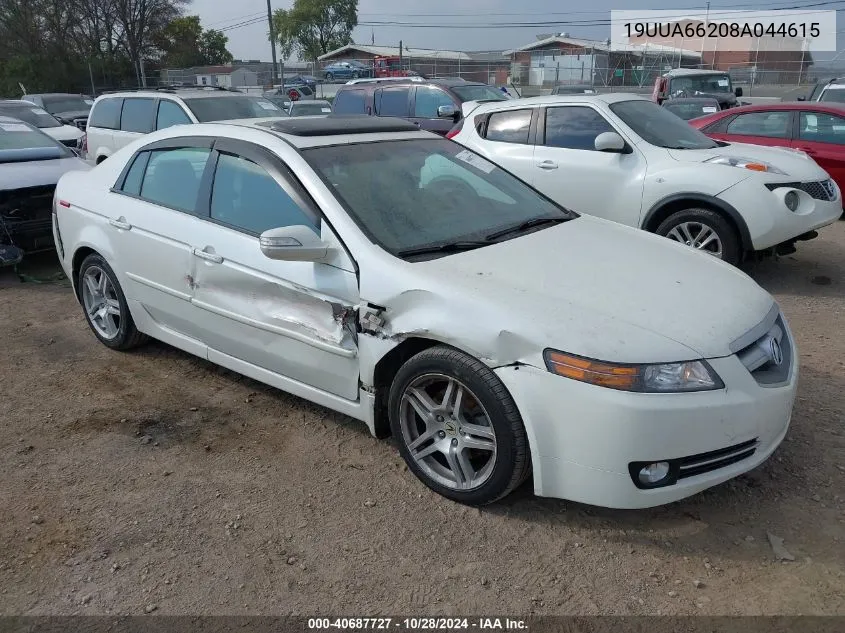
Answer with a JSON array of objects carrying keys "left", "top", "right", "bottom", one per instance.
[
  {"left": 669, "top": 74, "right": 732, "bottom": 95},
  {"left": 0, "top": 104, "right": 61, "bottom": 128},
  {"left": 611, "top": 100, "right": 718, "bottom": 149},
  {"left": 290, "top": 102, "right": 332, "bottom": 116},
  {"left": 41, "top": 96, "right": 94, "bottom": 113},
  {"left": 303, "top": 138, "right": 574, "bottom": 258},
  {"left": 0, "top": 121, "right": 69, "bottom": 160},
  {"left": 183, "top": 96, "right": 283, "bottom": 122},
  {"left": 663, "top": 101, "right": 720, "bottom": 120},
  {"left": 451, "top": 84, "right": 508, "bottom": 103},
  {"left": 819, "top": 89, "right": 845, "bottom": 103}
]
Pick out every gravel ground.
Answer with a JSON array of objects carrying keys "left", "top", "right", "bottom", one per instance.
[{"left": 1, "top": 222, "right": 844, "bottom": 616}]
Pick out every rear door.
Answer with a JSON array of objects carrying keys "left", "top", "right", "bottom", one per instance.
[
  {"left": 718, "top": 110, "right": 794, "bottom": 148},
  {"left": 155, "top": 99, "right": 193, "bottom": 131},
  {"left": 373, "top": 85, "right": 411, "bottom": 120},
  {"left": 469, "top": 107, "right": 537, "bottom": 184},
  {"left": 87, "top": 97, "right": 122, "bottom": 161},
  {"left": 332, "top": 89, "right": 370, "bottom": 115},
  {"left": 113, "top": 97, "right": 156, "bottom": 150},
  {"left": 792, "top": 110, "right": 845, "bottom": 189},
  {"left": 410, "top": 86, "right": 459, "bottom": 135}
]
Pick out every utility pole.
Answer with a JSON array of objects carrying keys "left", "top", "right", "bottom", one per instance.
[
  {"left": 399, "top": 40, "right": 403, "bottom": 72},
  {"left": 267, "top": 0, "right": 279, "bottom": 86},
  {"left": 88, "top": 61, "right": 96, "bottom": 95}
]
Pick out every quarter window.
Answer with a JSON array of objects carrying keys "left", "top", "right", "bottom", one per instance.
[
  {"left": 544, "top": 106, "right": 616, "bottom": 150},
  {"left": 120, "top": 152, "right": 150, "bottom": 196},
  {"left": 120, "top": 98, "right": 155, "bottom": 133},
  {"left": 375, "top": 87, "right": 410, "bottom": 117},
  {"left": 139, "top": 148, "right": 211, "bottom": 213},
  {"left": 414, "top": 87, "right": 455, "bottom": 118},
  {"left": 725, "top": 111, "right": 790, "bottom": 138},
  {"left": 210, "top": 153, "right": 318, "bottom": 235},
  {"left": 156, "top": 100, "right": 192, "bottom": 130},
  {"left": 484, "top": 109, "right": 532, "bottom": 144},
  {"left": 333, "top": 90, "right": 367, "bottom": 115},
  {"left": 89, "top": 98, "right": 122, "bottom": 129}
]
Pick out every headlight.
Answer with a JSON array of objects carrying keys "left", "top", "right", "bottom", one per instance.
[
  {"left": 543, "top": 350, "right": 724, "bottom": 393},
  {"left": 705, "top": 155, "right": 788, "bottom": 175}
]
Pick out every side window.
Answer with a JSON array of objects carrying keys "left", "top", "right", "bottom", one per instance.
[
  {"left": 156, "top": 100, "right": 192, "bottom": 130},
  {"left": 140, "top": 148, "right": 211, "bottom": 213},
  {"left": 333, "top": 90, "right": 367, "bottom": 115},
  {"left": 484, "top": 109, "right": 532, "bottom": 144},
  {"left": 414, "top": 87, "right": 455, "bottom": 118},
  {"left": 725, "top": 111, "right": 790, "bottom": 138},
  {"left": 544, "top": 106, "right": 615, "bottom": 150},
  {"left": 799, "top": 112, "right": 845, "bottom": 145},
  {"left": 119, "top": 151, "right": 151, "bottom": 196},
  {"left": 375, "top": 87, "right": 410, "bottom": 117},
  {"left": 210, "top": 153, "right": 319, "bottom": 235},
  {"left": 120, "top": 98, "right": 155, "bottom": 133},
  {"left": 89, "top": 98, "right": 122, "bottom": 129}
]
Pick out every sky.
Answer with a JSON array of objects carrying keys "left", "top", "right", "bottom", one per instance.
[{"left": 189, "top": 0, "right": 844, "bottom": 62}]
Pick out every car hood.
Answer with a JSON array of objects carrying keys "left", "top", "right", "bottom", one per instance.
[
  {"left": 373, "top": 216, "right": 774, "bottom": 366},
  {"left": 0, "top": 156, "right": 89, "bottom": 191},
  {"left": 42, "top": 125, "right": 84, "bottom": 141},
  {"left": 668, "top": 141, "right": 829, "bottom": 181}
]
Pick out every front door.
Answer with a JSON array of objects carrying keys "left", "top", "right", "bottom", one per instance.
[
  {"left": 410, "top": 86, "right": 459, "bottom": 135},
  {"left": 714, "top": 109, "right": 793, "bottom": 148},
  {"left": 187, "top": 139, "right": 360, "bottom": 400},
  {"left": 792, "top": 110, "right": 845, "bottom": 191},
  {"left": 531, "top": 105, "right": 646, "bottom": 226}
]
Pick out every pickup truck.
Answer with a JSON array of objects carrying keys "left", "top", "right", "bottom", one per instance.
[{"left": 652, "top": 68, "right": 743, "bottom": 110}]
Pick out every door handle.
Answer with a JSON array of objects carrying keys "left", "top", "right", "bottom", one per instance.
[
  {"left": 193, "top": 248, "right": 223, "bottom": 264},
  {"left": 108, "top": 217, "right": 132, "bottom": 230},
  {"left": 537, "top": 160, "right": 558, "bottom": 170}
]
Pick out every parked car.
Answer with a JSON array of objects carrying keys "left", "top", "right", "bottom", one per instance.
[
  {"left": 281, "top": 74, "right": 318, "bottom": 91},
  {"left": 286, "top": 100, "right": 332, "bottom": 117},
  {"left": 450, "top": 94, "right": 842, "bottom": 265},
  {"left": 267, "top": 85, "right": 313, "bottom": 102},
  {"left": 653, "top": 68, "right": 742, "bottom": 110},
  {"left": 54, "top": 115, "right": 796, "bottom": 508},
  {"left": 551, "top": 85, "right": 596, "bottom": 95},
  {"left": 797, "top": 77, "right": 845, "bottom": 103},
  {"left": 86, "top": 87, "right": 285, "bottom": 164},
  {"left": 662, "top": 97, "right": 721, "bottom": 121},
  {"left": 333, "top": 78, "right": 507, "bottom": 135},
  {"left": 689, "top": 102, "right": 845, "bottom": 216},
  {"left": 0, "top": 117, "right": 88, "bottom": 266},
  {"left": 20, "top": 93, "right": 94, "bottom": 129},
  {"left": 0, "top": 100, "right": 84, "bottom": 149},
  {"left": 323, "top": 60, "right": 372, "bottom": 81},
  {"left": 264, "top": 96, "right": 293, "bottom": 111}
]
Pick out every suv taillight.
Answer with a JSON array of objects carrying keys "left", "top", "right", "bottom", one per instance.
[{"left": 446, "top": 118, "right": 464, "bottom": 139}]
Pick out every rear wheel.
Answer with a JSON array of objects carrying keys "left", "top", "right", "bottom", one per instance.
[
  {"left": 352, "top": 71, "right": 360, "bottom": 79},
  {"left": 325, "top": 72, "right": 334, "bottom": 82},
  {"left": 389, "top": 346, "right": 531, "bottom": 505},
  {"left": 656, "top": 208, "right": 741, "bottom": 266}
]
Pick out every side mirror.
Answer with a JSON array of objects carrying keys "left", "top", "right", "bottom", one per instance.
[
  {"left": 796, "top": 96, "right": 806, "bottom": 101},
  {"left": 594, "top": 131, "right": 627, "bottom": 153},
  {"left": 734, "top": 87, "right": 743, "bottom": 97},
  {"left": 259, "top": 225, "right": 332, "bottom": 262},
  {"left": 437, "top": 104, "right": 458, "bottom": 118}
]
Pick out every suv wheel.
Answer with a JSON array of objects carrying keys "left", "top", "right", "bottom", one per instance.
[
  {"left": 656, "top": 208, "right": 741, "bottom": 265},
  {"left": 352, "top": 71, "right": 359, "bottom": 79},
  {"left": 325, "top": 72, "right": 334, "bottom": 81}
]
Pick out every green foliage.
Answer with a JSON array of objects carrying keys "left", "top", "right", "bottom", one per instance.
[
  {"left": 272, "top": 0, "right": 358, "bottom": 62},
  {"left": 155, "top": 15, "right": 233, "bottom": 68},
  {"left": 200, "top": 28, "right": 234, "bottom": 66}
]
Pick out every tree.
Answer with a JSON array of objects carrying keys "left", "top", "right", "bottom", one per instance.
[
  {"left": 272, "top": 0, "right": 357, "bottom": 62},
  {"left": 154, "top": 15, "right": 232, "bottom": 68},
  {"left": 199, "top": 28, "right": 233, "bottom": 66},
  {"left": 113, "top": 0, "right": 188, "bottom": 85}
]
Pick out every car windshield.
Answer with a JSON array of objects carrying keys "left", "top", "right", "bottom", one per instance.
[
  {"left": 40, "top": 96, "right": 93, "bottom": 113},
  {"left": 663, "top": 101, "right": 720, "bottom": 120},
  {"left": 451, "top": 84, "right": 508, "bottom": 103},
  {"left": 0, "top": 121, "right": 69, "bottom": 160},
  {"left": 182, "top": 96, "right": 283, "bottom": 122},
  {"left": 290, "top": 102, "right": 332, "bottom": 116},
  {"left": 669, "top": 74, "right": 732, "bottom": 95},
  {"left": 819, "top": 89, "right": 845, "bottom": 103},
  {"left": 0, "top": 104, "right": 61, "bottom": 128},
  {"left": 303, "top": 138, "right": 575, "bottom": 258},
  {"left": 611, "top": 100, "right": 719, "bottom": 149}
]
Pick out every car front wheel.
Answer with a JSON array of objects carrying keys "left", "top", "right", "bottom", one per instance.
[
  {"left": 656, "top": 208, "right": 741, "bottom": 265},
  {"left": 78, "top": 253, "right": 146, "bottom": 350},
  {"left": 388, "top": 346, "right": 531, "bottom": 505}
]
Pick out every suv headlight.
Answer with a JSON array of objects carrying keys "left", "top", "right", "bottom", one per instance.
[
  {"left": 705, "top": 155, "right": 788, "bottom": 175},
  {"left": 543, "top": 350, "right": 724, "bottom": 393}
]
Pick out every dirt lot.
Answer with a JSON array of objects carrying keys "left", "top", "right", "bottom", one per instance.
[{"left": 1, "top": 223, "right": 844, "bottom": 617}]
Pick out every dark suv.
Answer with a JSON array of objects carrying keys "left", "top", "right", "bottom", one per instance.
[{"left": 331, "top": 78, "right": 508, "bottom": 135}]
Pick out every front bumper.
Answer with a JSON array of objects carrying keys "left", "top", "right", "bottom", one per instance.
[
  {"left": 719, "top": 178, "right": 841, "bottom": 251},
  {"left": 495, "top": 344, "right": 797, "bottom": 509}
]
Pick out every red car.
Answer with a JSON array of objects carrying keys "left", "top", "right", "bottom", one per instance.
[{"left": 690, "top": 102, "right": 845, "bottom": 206}]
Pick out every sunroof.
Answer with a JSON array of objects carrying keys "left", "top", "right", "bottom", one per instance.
[{"left": 266, "top": 115, "right": 419, "bottom": 136}]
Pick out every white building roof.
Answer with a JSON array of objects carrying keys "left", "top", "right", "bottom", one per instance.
[
  {"left": 318, "top": 44, "right": 471, "bottom": 61},
  {"left": 504, "top": 35, "right": 702, "bottom": 59}
]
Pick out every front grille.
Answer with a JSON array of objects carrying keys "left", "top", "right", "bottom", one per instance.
[
  {"left": 73, "top": 118, "right": 87, "bottom": 130},
  {"left": 734, "top": 311, "right": 792, "bottom": 386},
  {"left": 765, "top": 179, "right": 837, "bottom": 201},
  {"left": 677, "top": 438, "right": 759, "bottom": 480}
]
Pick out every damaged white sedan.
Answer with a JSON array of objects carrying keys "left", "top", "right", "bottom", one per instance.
[{"left": 53, "top": 116, "right": 797, "bottom": 508}]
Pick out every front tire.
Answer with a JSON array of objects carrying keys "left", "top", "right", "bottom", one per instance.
[
  {"left": 656, "top": 208, "right": 741, "bottom": 265},
  {"left": 78, "top": 253, "right": 146, "bottom": 350},
  {"left": 388, "top": 346, "right": 531, "bottom": 505}
]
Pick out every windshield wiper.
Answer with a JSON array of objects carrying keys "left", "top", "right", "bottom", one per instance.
[
  {"left": 485, "top": 216, "right": 568, "bottom": 241},
  {"left": 397, "top": 240, "right": 490, "bottom": 258}
]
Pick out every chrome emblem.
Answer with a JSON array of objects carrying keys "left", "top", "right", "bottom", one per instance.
[
  {"left": 768, "top": 337, "right": 784, "bottom": 366},
  {"left": 444, "top": 420, "right": 458, "bottom": 437}
]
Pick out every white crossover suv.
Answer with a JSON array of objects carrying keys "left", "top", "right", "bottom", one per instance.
[
  {"left": 53, "top": 116, "right": 796, "bottom": 508},
  {"left": 450, "top": 94, "right": 842, "bottom": 265}
]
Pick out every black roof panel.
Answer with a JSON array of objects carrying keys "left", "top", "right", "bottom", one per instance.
[{"left": 265, "top": 115, "right": 419, "bottom": 136}]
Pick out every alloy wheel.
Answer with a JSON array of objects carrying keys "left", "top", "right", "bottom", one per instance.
[
  {"left": 81, "top": 265, "right": 121, "bottom": 340},
  {"left": 666, "top": 221, "right": 724, "bottom": 258}
]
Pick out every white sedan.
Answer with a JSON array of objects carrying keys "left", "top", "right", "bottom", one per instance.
[
  {"left": 450, "top": 94, "right": 842, "bottom": 265},
  {"left": 53, "top": 116, "right": 796, "bottom": 508}
]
